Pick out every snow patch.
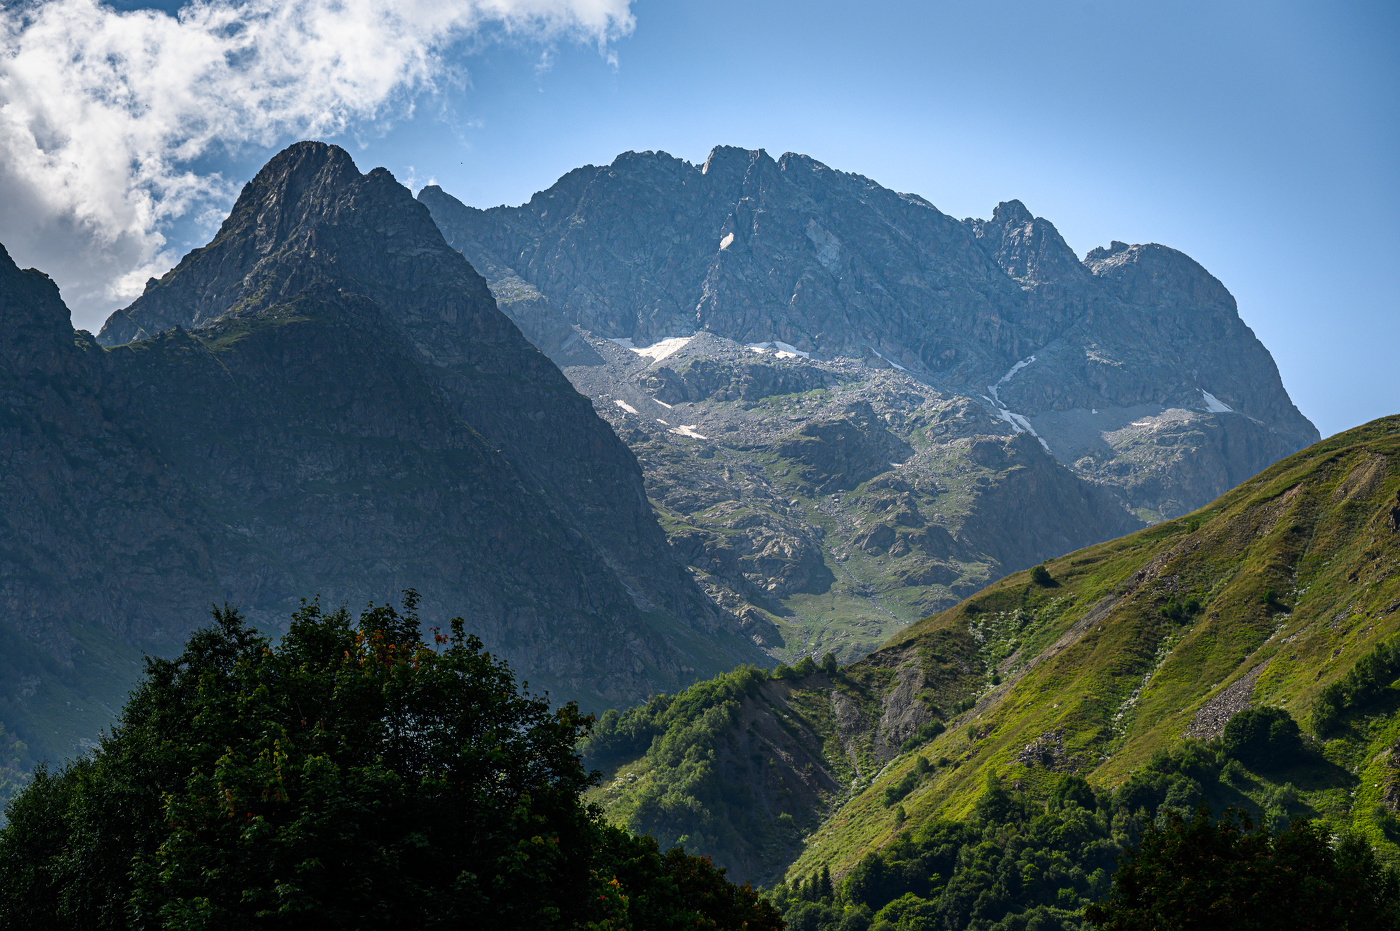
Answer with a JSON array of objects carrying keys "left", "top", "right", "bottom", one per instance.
[
  {"left": 869, "top": 347, "right": 907, "bottom": 371},
  {"left": 1200, "top": 390, "right": 1233, "bottom": 413},
  {"left": 609, "top": 336, "right": 694, "bottom": 363},
  {"left": 671, "top": 425, "right": 707, "bottom": 440},
  {"left": 653, "top": 399, "right": 673, "bottom": 409},
  {"left": 719, "top": 232, "right": 735, "bottom": 250},
  {"left": 657, "top": 419, "right": 669, "bottom": 425},
  {"left": 986, "top": 354, "right": 1049, "bottom": 452},
  {"left": 986, "top": 354, "right": 1036, "bottom": 407},
  {"left": 613, "top": 400, "right": 638, "bottom": 415},
  {"left": 746, "top": 340, "right": 810, "bottom": 360}
]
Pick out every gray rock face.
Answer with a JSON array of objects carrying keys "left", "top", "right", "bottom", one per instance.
[
  {"left": 0, "top": 144, "right": 769, "bottom": 766},
  {"left": 418, "top": 146, "right": 1319, "bottom": 661},
  {"left": 419, "top": 147, "right": 1315, "bottom": 454}
]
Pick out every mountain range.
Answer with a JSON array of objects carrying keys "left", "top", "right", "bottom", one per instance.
[
  {"left": 0, "top": 141, "right": 1324, "bottom": 794},
  {"left": 419, "top": 147, "right": 1318, "bottom": 660}
]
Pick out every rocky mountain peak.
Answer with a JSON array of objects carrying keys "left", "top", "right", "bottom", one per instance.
[
  {"left": 0, "top": 242, "right": 80, "bottom": 375},
  {"left": 701, "top": 145, "right": 770, "bottom": 177},
  {"left": 991, "top": 199, "right": 1034, "bottom": 226},
  {"left": 1084, "top": 240, "right": 1132, "bottom": 262},
  {"left": 232, "top": 140, "right": 363, "bottom": 253},
  {"left": 98, "top": 142, "right": 497, "bottom": 356},
  {"left": 1086, "top": 241, "right": 1235, "bottom": 318},
  {"left": 970, "top": 200, "right": 1086, "bottom": 286}
]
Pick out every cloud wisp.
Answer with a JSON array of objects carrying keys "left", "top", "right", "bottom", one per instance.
[{"left": 0, "top": 0, "right": 634, "bottom": 325}]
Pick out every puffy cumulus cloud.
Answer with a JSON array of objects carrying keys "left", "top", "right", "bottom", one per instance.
[{"left": 0, "top": 0, "right": 633, "bottom": 326}]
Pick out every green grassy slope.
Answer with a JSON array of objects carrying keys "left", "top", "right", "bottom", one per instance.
[{"left": 587, "top": 415, "right": 1400, "bottom": 886}]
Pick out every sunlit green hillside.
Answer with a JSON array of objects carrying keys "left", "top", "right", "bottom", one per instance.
[{"left": 585, "top": 415, "right": 1400, "bottom": 889}]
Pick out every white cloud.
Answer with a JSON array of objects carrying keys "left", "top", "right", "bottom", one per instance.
[{"left": 0, "top": 0, "right": 633, "bottom": 326}]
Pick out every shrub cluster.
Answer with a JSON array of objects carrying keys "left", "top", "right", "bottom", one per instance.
[
  {"left": 1085, "top": 808, "right": 1400, "bottom": 930},
  {"left": 900, "top": 719, "right": 946, "bottom": 753},
  {"left": 883, "top": 757, "right": 933, "bottom": 807},
  {"left": 1312, "top": 634, "right": 1400, "bottom": 734},
  {"left": 773, "top": 723, "right": 1329, "bottom": 931},
  {"left": 1220, "top": 706, "right": 1302, "bottom": 770},
  {"left": 1157, "top": 595, "right": 1202, "bottom": 623},
  {"left": 771, "top": 774, "right": 1114, "bottom": 931}
]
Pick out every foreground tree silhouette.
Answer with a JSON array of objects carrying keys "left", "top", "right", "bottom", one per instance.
[
  {"left": 1084, "top": 806, "right": 1400, "bottom": 931},
  {"left": 0, "top": 594, "right": 781, "bottom": 931}
]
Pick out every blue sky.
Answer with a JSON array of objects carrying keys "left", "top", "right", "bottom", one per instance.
[{"left": 1, "top": 0, "right": 1395, "bottom": 437}]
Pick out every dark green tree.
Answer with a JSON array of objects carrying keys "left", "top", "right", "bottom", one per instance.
[
  {"left": 1221, "top": 706, "right": 1303, "bottom": 770},
  {"left": 0, "top": 596, "right": 781, "bottom": 931},
  {"left": 1085, "top": 807, "right": 1400, "bottom": 931}
]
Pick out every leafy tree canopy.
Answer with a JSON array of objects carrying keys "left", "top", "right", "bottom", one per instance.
[
  {"left": 1085, "top": 806, "right": 1400, "bottom": 931},
  {"left": 0, "top": 595, "right": 780, "bottom": 931},
  {"left": 1221, "top": 706, "right": 1303, "bottom": 771}
]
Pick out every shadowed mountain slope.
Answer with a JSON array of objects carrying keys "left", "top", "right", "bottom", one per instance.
[{"left": 0, "top": 143, "right": 766, "bottom": 772}]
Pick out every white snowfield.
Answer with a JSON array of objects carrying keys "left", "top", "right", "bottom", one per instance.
[
  {"left": 609, "top": 336, "right": 694, "bottom": 363},
  {"left": 1200, "top": 390, "right": 1234, "bottom": 413},
  {"left": 986, "top": 355, "right": 1050, "bottom": 452},
  {"left": 613, "top": 399, "right": 638, "bottom": 415},
  {"left": 719, "top": 232, "right": 735, "bottom": 250},
  {"left": 654, "top": 399, "right": 673, "bottom": 409},
  {"left": 747, "top": 340, "right": 811, "bottom": 360},
  {"left": 670, "top": 425, "right": 708, "bottom": 440}
]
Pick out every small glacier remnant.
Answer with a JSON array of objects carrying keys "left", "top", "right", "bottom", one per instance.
[
  {"left": 719, "top": 232, "right": 735, "bottom": 250},
  {"left": 613, "top": 399, "right": 638, "bottom": 415},
  {"left": 1200, "top": 390, "right": 1233, "bottom": 413}
]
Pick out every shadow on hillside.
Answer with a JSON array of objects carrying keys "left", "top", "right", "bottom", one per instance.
[{"left": 1274, "top": 752, "right": 1357, "bottom": 794}]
